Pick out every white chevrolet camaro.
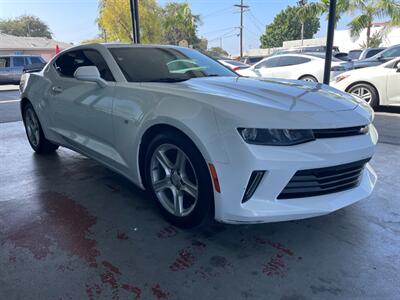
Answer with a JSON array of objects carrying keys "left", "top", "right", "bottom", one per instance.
[{"left": 20, "top": 44, "right": 378, "bottom": 228}]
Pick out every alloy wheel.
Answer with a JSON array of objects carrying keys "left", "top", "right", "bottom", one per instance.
[
  {"left": 150, "top": 144, "right": 199, "bottom": 217},
  {"left": 25, "top": 108, "right": 40, "bottom": 147},
  {"left": 350, "top": 87, "right": 372, "bottom": 103}
]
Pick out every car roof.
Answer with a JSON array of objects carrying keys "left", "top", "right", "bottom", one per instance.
[
  {"left": 101, "top": 43, "right": 189, "bottom": 51},
  {"left": 268, "top": 53, "right": 320, "bottom": 59}
]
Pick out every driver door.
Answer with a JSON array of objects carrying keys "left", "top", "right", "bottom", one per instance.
[
  {"left": 386, "top": 61, "right": 400, "bottom": 105},
  {"left": 48, "top": 49, "right": 118, "bottom": 164}
]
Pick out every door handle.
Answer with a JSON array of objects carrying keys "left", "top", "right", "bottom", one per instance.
[{"left": 51, "top": 86, "right": 63, "bottom": 94}]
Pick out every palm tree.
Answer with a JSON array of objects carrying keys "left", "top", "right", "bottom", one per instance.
[
  {"left": 297, "top": 0, "right": 321, "bottom": 46},
  {"left": 348, "top": 0, "right": 400, "bottom": 48},
  {"left": 317, "top": 0, "right": 351, "bottom": 28}
]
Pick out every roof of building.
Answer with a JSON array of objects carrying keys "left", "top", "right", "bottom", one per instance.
[{"left": 0, "top": 33, "right": 72, "bottom": 50}]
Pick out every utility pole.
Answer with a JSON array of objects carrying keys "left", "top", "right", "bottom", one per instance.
[
  {"left": 323, "top": 0, "right": 337, "bottom": 84},
  {"left": 234, "top": 0, "right": 249, "bottom": 58},
  {"left": 129, "top": 0, "right": 140, "bottom": 44}
]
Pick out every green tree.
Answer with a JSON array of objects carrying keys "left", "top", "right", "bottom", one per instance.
[
  {"left": 97, "top": 0, "right": 163, "bottom": 43},
  {"left": 347, "top": 0, "right": 400, "bottom": 48},
  {"left": 260, "top": 6, "right": 320, "bottom": 48},
  {"left": 297, "top": 0, "right": 321, "bottom": 46},
  {"left": 359, "top": 30, "right": 384, "bottom": 48},
  {"left": 0, "top": 15, "right": 52, "bottom": 38},
  {"left": 316, "top": 0, "right": 351, "bottom": 27},
  {"left": 162, "top": 2, "right": 202, "bottom": 48},
  {"left": 205, "top": 47, "right": 229, "bottom": 58}
]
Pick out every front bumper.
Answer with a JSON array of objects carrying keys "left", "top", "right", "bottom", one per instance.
[{"left": 212, "top": 124, "right": 378, "bottom": 224}]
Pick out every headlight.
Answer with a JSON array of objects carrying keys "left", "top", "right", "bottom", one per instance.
[
  {"left": 335, "top": 74, "right": 350, "bottom": 83},
  {"left": 238, "top": 128, "right": 315, "bottom": 146}
]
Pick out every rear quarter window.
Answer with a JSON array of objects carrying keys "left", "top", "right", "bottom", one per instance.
[{"left": 0, "top": 57, "right": 10, "bottom": 68}]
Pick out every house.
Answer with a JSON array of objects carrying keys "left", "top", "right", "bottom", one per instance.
[{"left": 0, "top": 33, "right": 72, "bottom": 61}]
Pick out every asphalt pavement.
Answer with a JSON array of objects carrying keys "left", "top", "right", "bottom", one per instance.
[{"left": 1, "top": 87, "right": 398, "bottom": 145}]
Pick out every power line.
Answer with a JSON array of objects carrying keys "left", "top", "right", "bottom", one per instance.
[
  {"left": 201, "top": 26, "right": 237, "bottom": 36},
  {"left": 248, "top": 11, "right": 264, "bottom": 32},
  {"left": 202, "top": 6, "right": 235, "bottom": 19}
]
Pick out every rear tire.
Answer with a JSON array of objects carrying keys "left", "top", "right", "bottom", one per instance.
[
  {"left": 347, "top": 83, "right": 379, "bottom": 108},
  {"left": 299, "top": 75, "right": 318, "bottom": 82},
  {"left": 144, "top": 131, "right": 213, "bottom": 228},
  {"left": 22, "top": 102, "right": 59, "bottom": 154}
]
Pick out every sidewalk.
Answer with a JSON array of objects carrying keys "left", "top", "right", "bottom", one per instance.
[{"left": 0, "top": 84, "right": 19, "bottom": 91}]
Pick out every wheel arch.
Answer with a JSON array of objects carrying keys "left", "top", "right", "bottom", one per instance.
[
  {"left": 345, "top": 81, "right": 380, "bottom": 105},
  {"left": 137, "top": 122, "right": 214, "bottom": 189},
  {"left": 298, "top": 74, "right": 318, "bottom": 82},
  {"left": 20, "top": 97, "right": 31, "bottom": 115}
]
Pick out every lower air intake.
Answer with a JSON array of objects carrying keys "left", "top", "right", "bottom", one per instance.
[{"left": 278, "top": 158, "right": 370, "bottom": 199}]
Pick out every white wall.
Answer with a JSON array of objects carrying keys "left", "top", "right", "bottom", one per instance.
[{"left": 244, "top": 25, "right": 400, "bottom": 56}]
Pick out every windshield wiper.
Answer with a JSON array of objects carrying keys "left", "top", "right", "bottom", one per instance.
[{"left": 147, "top": 77, "right": 190, "bottom": 83}]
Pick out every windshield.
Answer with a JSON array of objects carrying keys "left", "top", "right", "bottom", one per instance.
[{"left": 109, "top": 47, "right": 236, "bottom": 82}]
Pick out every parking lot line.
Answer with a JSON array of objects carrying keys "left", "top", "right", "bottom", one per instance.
[{"left": 0, "top": 99, "right": 20, "bottom": 104}]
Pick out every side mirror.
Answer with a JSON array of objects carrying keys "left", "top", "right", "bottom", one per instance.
[{"left": 74, "top": 66, "right": 106, "bottom": 87}]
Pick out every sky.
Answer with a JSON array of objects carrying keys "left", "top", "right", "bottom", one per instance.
[{"left": 0, "top": 0, "right": 356, "bottom": 54}]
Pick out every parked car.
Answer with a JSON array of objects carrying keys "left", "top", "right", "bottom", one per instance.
[
  {"left": 348, "top": 49, "right": 363, "bottom": 60},
  {"left": 20, "top": 43, "right": 377, "bottom": 227},
  {"left": 332, "top": 57, "right": 400, "bottom": 108},
  {"left": 218, "top": 59, "right": 250, "bottom": 71},
  {"left": 237, "top": 53, "right": 347, "bottom": 82},
  {"left": 240, "top": 56, "right": 265, "bottom": 65},
  {"left": 274, "top": 45, "right": 340, "bottom": 55},
  {"left": 344, "top": 44, "right": 400, "bottom": 70},
  {"left": 358, "top": 47, "right": 386, "bottom": 60},
  {"left": 333, "top": 52, "right": 351, "bottom": 61},
  {"left": 0, "top": 55, "right": 46, "bottom": 84}
]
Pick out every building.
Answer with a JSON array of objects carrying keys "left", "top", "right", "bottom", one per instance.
[
  {"left": 0, "top": 33, "right": 72, "bottom": 61},
  {"left": 243, "top": 25, "right": 400, "bottom": 57}
]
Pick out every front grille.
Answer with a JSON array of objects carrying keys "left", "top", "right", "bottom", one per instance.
[
  {"left": 313, "top": 125, "right": 369, "bottom": 139},
  {"left": 278, "top": 158, "right": 370, "bottom": 199}
]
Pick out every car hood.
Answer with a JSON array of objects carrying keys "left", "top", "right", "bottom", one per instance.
[{"left": 179, "top": 76, "right": 359, "bottom": 112}]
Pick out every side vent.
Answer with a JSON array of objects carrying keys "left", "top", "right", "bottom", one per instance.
[{"left": 242, "top": 171, "right": 265, "bottom": 203}]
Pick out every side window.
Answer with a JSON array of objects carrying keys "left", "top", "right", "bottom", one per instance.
[
  {"left": 365, "top": 50, "right": 377, "bottom": 58},
  {"left": 0, "top": 57, "right": 10, "bottom": 68},
  {"left": 30, "top": 57, "right": 43, "bottom": 64},
  {"left": 278, "top": 56, "right": 311, "bottom": 67},
  {"left": 54, "top": 51, "right": 81, "bottom": 77},
  {"left": 54, "top": 50, "right": 114, "bottom": 81},
  {"left": 13, "top": 57, "right": 26, "bottom": 67},
  {"left": 82, "top": 50, "right": 115, "bottom": 81},
  {"left": 264, "top": 57, "right": 282, "bottom": 68},
  {"left": 256, "top": 57, "right": 281, "bottom": 69},
  {"left": 382, "top": 47, "right": 400, "bottom": 58}
]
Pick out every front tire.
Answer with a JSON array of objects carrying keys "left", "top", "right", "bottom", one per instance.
[
  {"left": 22, "top": 102, "right": 59, "bottom": 154},
  {"left": 347, "top": 83, "right": 379, "bottom": 108},
  {"left": 299, "top": 75, "right": 318, "bottom": 82},
  {"left": 144, "top": 131, "right": 213, "bottom": 228}
]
